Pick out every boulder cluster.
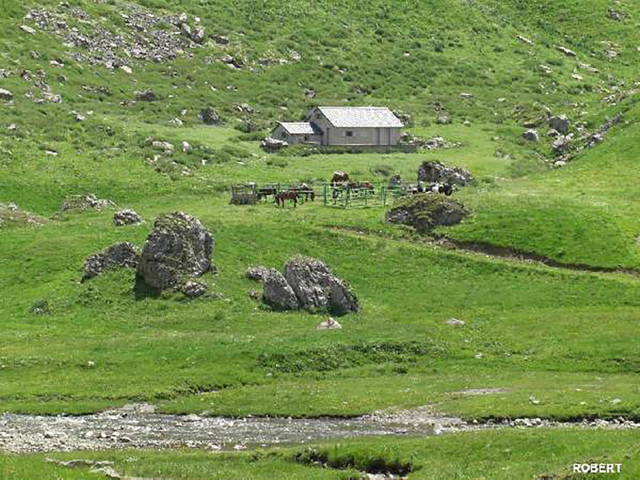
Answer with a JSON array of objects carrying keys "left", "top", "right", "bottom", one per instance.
[
  {"left": 113, "top": 209, "right": 142, "bottom": 227},
  {"left": 61, "top": 193, "right": 115, "bottom": 211},
  {"left": 247, "top": 257, "right": 359, "bottom": 315},
  {"left": 417, "top": 160, "right": 473, "bottom": 186},
  {"left": 82, "top": 212, "right": 214, "bottom": 298}
]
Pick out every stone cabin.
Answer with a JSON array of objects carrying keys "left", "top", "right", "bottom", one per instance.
[{"left": 272, "top": 106, "right": 404, "bottom": 146}]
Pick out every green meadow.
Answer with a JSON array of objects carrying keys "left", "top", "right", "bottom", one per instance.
[{"left": 0, "top": 0, "right": 639, "bottom": 477}]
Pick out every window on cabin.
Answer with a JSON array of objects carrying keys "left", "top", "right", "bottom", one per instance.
[
  {"left": 315, "top": 113, "right": 321, "bottom": 119},
  {"left": 281, "top": 132, "right": 288, "bottom": 139},
  {"left": 304, "top": 135, "right": 309, "bottom": 141},
  {"left": 345, "top": 130, "right": 354, "bottom": 137}
]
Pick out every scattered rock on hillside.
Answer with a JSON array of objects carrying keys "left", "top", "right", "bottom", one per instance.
[
  {"left": 212, "top": 34, "right": 229, "bottom": 45},
  {"left": 607, "top": 8, "right": 625, "bottom": 21},
  {"left": 539, "top": 64, "right": 553, "bottom": 75},
  {"left": 262, "top": 268, "right": 300, "bottom": 310},
  {"left": 31, "top": 299, "right": 51, "bottom": 316},
  {"left": 283, "top": 256, "right": 359, "bottom": 315},
  {"left": 0, "top": 88, "right": 13, "bottom": 101},
  {"left": 137, "top": 212, "right": 214, "bottom": 290},
  {"left": 436, "top": 114, "right": 452, "bottom": 125},
  {"left": 417, "top": 160, "right": 473, "bottom": 186},
  {"left": 517, "top": 35, "right": 533, "bottom": 45},
  {"left": 260, "top": 137, "right": 288, "bottom": 152},
  {"left": 386, "top": 194, "right": 469, "bottom": 233},
  {"left": 0, "top": 203, "right": 43, "bottom": 228},
  {"left": 135, "top": 89, "right": 156, "bottom": 101},
  {"left": 585, "top": 113, "right": 623, "bottom": 148},
  {"left": 151, "top": 141, "right": 175, "bottom": 154},
  {"left": 556, "top": 45, "right": 577, "bottom": 57},
  {"left": 61, "top": 194, "right": 115, "bottom": 211},
  {"left": 445, "top": 318, "right": 465, "bottom": 326},
  {"left": 83, "top": 242, "right": 140, "bottom": 280},
  {"left": 181, "top": 141, "right": 192, "bottom": 153},
  {"left": 548, "top": 115, "right": 569, "bottom": 134},
  {"left": 169, "top": 118, "right": 183, "bottom": 127},
  {"left": 180, "top": 280, "right": 208, "bottom": 298},
  {"left": 246, "top": 266, "right": 270, "bottom": 282},
  {"left": 552, "top": 134, "right": 574, "bottom": 154},
  {"left": 19, "top": 25, "right": 37, "bottom": 35},
  {"left": 317, "top": 317, "right": 342, "bottom": 330},
  {"left": 522, "top": 129, "right": 540, "bottom": 142},
  {"left": 113, "top": 209, "right": 141, "bottom": 226},
  {"left": 199, "top": 107, "right": 220, "bottom": 125}
]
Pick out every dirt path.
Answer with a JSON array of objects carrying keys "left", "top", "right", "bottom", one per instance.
[
  {"left": 1, "top": 405, "right": 638, "bottom": 454},
  {"left": 325, "top": 225, "right": 640, "bottom": 277}
]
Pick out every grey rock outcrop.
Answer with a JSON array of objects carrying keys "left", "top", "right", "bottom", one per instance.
[
  {"left": 523, "top": 129, "right": 540, "bottom": 142},
  {"left": 180, "top": 280, "right": 208, "bottom": 298},
  {"left": 260, "top": 137, "right": 288, "bottom": 152},
  {"left": 417, "top": 160, "right": 473, "bottom": 186},
  {"left": 317, "top": 317, "right": 342, "bottom": 330},
  {"left": 386, "top": 194, "right": 469, "bottom": 233},
  {"left": 83, "top": 242, "right": 140, "bottom": 280},
  {"left": 137, "top": 212, "right": 214, "bottom": 290},
  {"left": 135, "top": 89, "right": 156, "bottom": 101},
  {"left": 246, "top": 266, "right": 270, "bottom": 282},
  {"left": 552, "top": 134, "right": 574, "bottom": 154},
  {"left": 113, "top": 209, "right": 141, "bottom": 226},
  {"left": 61, "top": 194, "right": 115, "bottom": 211},
  {"left": 0, "top": 88, "right": 13, "bottom": 101},
  {"left": 262, "top": 268, "right": 300, "bottom": 310},
  {"left": 283, "top": 256, "right": 359, "bottom": 315},
  {"left": 548, "top": 115, "right": 569, "bottom": 134},
  {"left": 199, "top": 107, "right": 220, "bottom": 125}
]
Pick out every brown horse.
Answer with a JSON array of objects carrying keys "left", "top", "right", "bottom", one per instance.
[{"left": 275, "top": 189, "right": 299, "bottom": 207}]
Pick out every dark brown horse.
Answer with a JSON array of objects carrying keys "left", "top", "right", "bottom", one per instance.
[{"left": 275, "top": 189, "right": 299, "bottom": 207}]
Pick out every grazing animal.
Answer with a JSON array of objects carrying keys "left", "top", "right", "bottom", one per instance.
[
  {"left": 331, "top": 171, "right": 350, "bottom": 185},
  {"left": 298, "top": 183, "right": 315, "bottom": 202},
  {"left": 257, "top": 186, "right": 278, "bottom": 201},
  {"left": 275, "top": 189, "right": 299, "bottom": 208}
]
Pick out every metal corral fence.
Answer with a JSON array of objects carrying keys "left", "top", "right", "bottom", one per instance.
[
  {"left": 230, "top": 182, "right": 315, "bottom": 206},
  {"left": 231, "top": 182, "right": 412, "bottom": 208},
  {"left": 323, "top": 183, "right": 390, "bottom": 208}
]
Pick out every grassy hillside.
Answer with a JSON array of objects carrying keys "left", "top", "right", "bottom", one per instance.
[{"left": 0, "top": 0, "right": 639, "bottom": 476}]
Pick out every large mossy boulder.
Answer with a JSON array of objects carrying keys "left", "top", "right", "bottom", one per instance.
[
  {"left": 386, "top": 194, "right": 469, "bottom": 233},
  {"left": 417, "top": 160, "right": 473, "bottom": 186},
  {"left": 137, "top": 212, "right": 214, "bottom": 290}
]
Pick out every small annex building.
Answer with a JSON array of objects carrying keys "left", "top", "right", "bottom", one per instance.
[{"left": 271, "top": 106, "right": 404, "bottom": 146}]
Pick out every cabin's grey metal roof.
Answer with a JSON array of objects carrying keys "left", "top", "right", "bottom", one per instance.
[
  {"left": 317, "top": 106, "right": 404, "bottom": 128},
  {"left": 278, "top": 122, "right": 322, "bottom": 135}
]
